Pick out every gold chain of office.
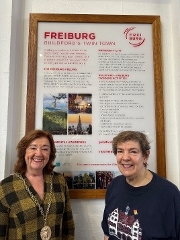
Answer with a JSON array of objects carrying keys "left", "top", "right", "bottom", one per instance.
[{"left": 14, "top": 172, "right": 53, "bottom": 240}]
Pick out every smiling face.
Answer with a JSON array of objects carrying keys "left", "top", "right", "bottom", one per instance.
[
  {"left": 25, "top": 137, "right": 51, "bottom": 174},
  {"left": 116, "top": 140, "right": 149, "bottom": 182}
]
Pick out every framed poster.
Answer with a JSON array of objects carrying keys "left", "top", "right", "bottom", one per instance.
[{"left": 26, "top": 14, "right": 166, "bottom": 198}]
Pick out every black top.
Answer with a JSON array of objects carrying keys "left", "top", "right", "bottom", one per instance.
[{"left": 101, "top": 171, "right": 180, "bottom": 239}]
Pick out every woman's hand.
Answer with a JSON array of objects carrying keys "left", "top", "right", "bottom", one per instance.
[{"left": 104, "top": 235, "right": 109, "bottom": 240}]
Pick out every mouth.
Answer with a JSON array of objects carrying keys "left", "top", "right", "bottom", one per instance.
[
  {"left": 122, "top": 164, "right": 133, "bottom": 168},
  {"left": 32, "top": 158, "right": 43, "bottom": 162}
]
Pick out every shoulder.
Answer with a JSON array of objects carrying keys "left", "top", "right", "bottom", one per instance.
[
  {"left": 104, "top": 175, "right": 124, "bottom": 205},
  {"left": 152, "top": 171, "right": 180, "bottom": 196},
  {"left": 53, "top": 171, "right": 65, "bottom": 179},
  {"left": 106, "top": 175, "right": 124, "bottom": 195},
  {"left": 52, "top": 171, "right": 67, "bottom": 185},
  {"left": 51, "top": 172, "right": 71, "bottom": 195},
  {"left": 109, "top": 175, "right": 124, "bottom": 186},
  {"left": 151, "top": 172, "right": 180, "bottom": 212},
  {"left": 0, "top": 174, "right": 14, "bottom": 185},
  {"left": 0, "top": 174, "right": 22, "bottom": 204}
]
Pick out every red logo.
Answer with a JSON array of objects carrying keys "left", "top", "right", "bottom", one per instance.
[{"left": 124, "top": 27, "right": 145, "bottom": 47}]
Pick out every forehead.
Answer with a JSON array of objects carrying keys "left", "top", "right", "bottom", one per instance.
[
  {"left": 117, "top": 140, "right": 140, "bottom": 149},
  {"left": 29, "top": 137, "right": 50, "bottom": 146}
]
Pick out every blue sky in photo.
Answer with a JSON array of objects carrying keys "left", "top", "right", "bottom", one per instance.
[{"left": 43, "top": 93, "right": 68, "bottom": 112}]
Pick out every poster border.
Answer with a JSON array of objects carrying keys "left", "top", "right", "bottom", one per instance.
[{"left": 26, "top": 14, "right": 166, "bottom": 199}]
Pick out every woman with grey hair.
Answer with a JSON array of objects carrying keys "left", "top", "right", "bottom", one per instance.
[{"left": 102, "top": 131, "right": 180, "bottom": 239}]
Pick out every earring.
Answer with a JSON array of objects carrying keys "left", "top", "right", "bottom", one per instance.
[{"left": 143, "top": 162, "right": 148, "bottom": 168}]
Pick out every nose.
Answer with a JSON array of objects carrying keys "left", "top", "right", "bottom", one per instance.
[
  {"left": 35, "top": 148, "right": 42, "bottom": 155},
  {"left": 122, "top": 151, "right": 130, "bottom": 160}
]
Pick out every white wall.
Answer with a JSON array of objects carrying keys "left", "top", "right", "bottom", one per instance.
[
  {"left": 0, "top": 0, "right": 12, "bottom": 177},
  {"left": 0, "top": 1, "right": 180, "bottom": 239}
]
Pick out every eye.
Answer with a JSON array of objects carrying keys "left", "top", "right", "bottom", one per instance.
[
  {"left": 117, "top": 149, "right": 123, "bottom": 154},
  {"left": 42, "top": 148, "right": 49, "bottom": 151},
  {"left": 28, "top": 146, "right": 37, "bottom": 151},
  {"left": 130, "top": 150, "right": 138, "bottom": 155}
]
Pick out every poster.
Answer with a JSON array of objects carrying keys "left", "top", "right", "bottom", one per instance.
[
  {"left": 34, "top": 21, "right": 157, "bottom": 190},
  {"left": 26, "top": 14, "right": 166, "bottom": 197}
]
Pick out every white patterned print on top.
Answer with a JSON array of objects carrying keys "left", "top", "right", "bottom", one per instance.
[{"left": 108, "top": 206, "right": 142, "bottom": 240}]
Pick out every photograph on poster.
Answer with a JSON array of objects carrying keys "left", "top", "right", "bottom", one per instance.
[
  {"left": 96, "top": 171, "right": 114, "bottom": 189},
  {"left": 68, "top": 114, "right": 92, "bottom": 135},
  {"left": 72, "top": 171, "right": 96, "bottom": 189},
  {"left": 62, "top": 170, "right": 121, "bottom": 190},
  {"left": 68, "top": 93, "right": 92, "bottom": 114},
  {"left": 43, "top": 93, "right": 67, "bottom": 134},
  {"left": 26, "top": 14, "right": 166, "bottom": 198}
]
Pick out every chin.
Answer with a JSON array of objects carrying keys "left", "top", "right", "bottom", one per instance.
[
  {"left": 120, "top": 170, "right": 134, "bottom": 177},
  {"left": 124, "top": 174, "right": 134, "bottom": 178}
]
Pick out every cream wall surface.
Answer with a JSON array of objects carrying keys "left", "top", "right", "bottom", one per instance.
[
  {"left": 0, "top": 0, "right": 180, "bottom": 239},
  {"left": 0, "top": 0, "right": 12, "bottom": 178}
]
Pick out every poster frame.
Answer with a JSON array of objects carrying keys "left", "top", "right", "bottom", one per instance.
[{"left": 26, "top": 13, "right": 166, "bottom": 199}]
